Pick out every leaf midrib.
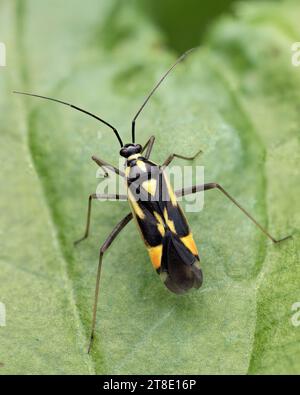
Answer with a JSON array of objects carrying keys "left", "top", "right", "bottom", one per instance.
[{"left": 14, "top": 0, "right": 96, "bottom": 374}]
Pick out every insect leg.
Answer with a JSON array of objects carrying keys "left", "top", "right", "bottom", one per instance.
[
  {"left": 74, "top": 193, "right": 128, "bottom": 245},
  {"left": 88, "top": 212, "right": 133, "bottom": 353},
  {"left": 141, "top": 135, "right": 156, "bottom": 159},
  {"left": 161, "top": 148, "right": 202, "bottom": 167},
  {"left": 92, "top": 155, "right": 125, "bottom": 178},
  {"left": 176, "top": 183, "right": 292, "bottom": 244}
]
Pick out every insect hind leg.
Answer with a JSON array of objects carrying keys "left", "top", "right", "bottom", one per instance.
[
  {"left": 88, "top": 212, "right": 133, "bottom": 353},
  {"left": 176, "top": 182, "right": 292, "bottom": 244}
]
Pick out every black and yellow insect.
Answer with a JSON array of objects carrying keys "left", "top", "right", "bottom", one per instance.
[
  {"left": 123, "top": 144, "right": 202, "bottom": 294},
  {"left": 14, "top": 49, "right": 291, "bottom": 352}
]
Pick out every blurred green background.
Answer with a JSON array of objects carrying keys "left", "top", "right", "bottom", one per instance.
[
  {"left": 137, "top": 0, "right": 237, "bottom": 52},
  {"left": 0, "top": 0, "right": 299, "bottom": 375}
]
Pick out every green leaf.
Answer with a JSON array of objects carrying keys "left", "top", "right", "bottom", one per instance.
[
  {"left": 0, "top": 0, "right": 299, "bottom": 374},
  {"left": 0, "top": 0, "right": 93, "bottom": 374},
  {"left": 206, "top": 0, "right": 300, "bottom": 373}
]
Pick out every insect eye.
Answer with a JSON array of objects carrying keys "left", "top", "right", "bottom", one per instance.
[
  {"left": 136, "top": 144, "right": 142, "bottom": 153},
  {"left": 119, "top": 148, "right": 128, "bottom": 157}
]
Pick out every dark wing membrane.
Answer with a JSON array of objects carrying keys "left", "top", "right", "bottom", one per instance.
[{"left": 161, "top": 231, "right": 202, "bottom": 294}]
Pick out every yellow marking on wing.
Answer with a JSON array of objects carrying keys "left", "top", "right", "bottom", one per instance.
[
  {"left": 163, "top": 208, "right": 176, "bottom": 233},
  {"left": 136, "top": 160, "right": 147, "bottom": 172},
  {"left": 148, "top": 244, "right": 163, "bottom": 269},
  {"left": 142, "top": 178, "right": 157, "bottom": 196},
  {"left": 127, "top": 189, "right": 145, "bottom": 219},
  {"left": 163, "top": 171, "right": 177, "bottom": 206},
  {"left": 180, "top": 233, "right": 199, "bottom": 256},
  {"left": 153, "top": 211, "right": 165, "bottom": 237},
  {"left": 125, "top": 166, "right": 131, "bottom": 177}
]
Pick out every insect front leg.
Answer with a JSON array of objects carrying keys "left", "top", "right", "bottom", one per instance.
[
  {"left": 88, "top": 212, "right": 133, "bottom": 353},
  {"left": 161, "top": 148, "right": 202, "bottom": 168},
  {"left": 92, "top": 155, "right": 125, "bottom": 178},
  {"left": 74, "top": 156, "right": 126, "bottom": 245},
  {"left": 74, "top": 193, "right": 128, "bottom": 245},
  {"left": 141, "top": 135, "right": 156, "bottom": 159},
  {"left": 176, "top": 183, "right": 292, "bottom": 244}
]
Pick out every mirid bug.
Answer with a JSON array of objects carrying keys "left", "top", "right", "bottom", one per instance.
[{"left": 14, "top": 48, "right": 292, "bottom": 352}]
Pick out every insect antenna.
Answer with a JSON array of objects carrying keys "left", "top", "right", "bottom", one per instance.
[
  {"left": 13, "top": 91, "right": 124, "bottom": 147},
  {"left": 131, "top": 47, "right": 196, "bottom": 143}
]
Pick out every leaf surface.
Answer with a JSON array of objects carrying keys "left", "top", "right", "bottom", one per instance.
[{"left": 0, "top": 0, "right": 299, "bottom": 374}]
